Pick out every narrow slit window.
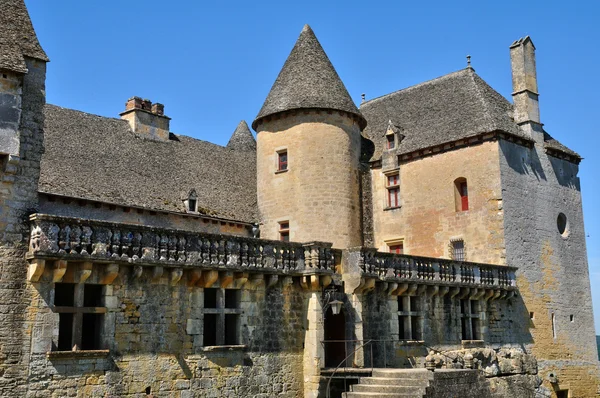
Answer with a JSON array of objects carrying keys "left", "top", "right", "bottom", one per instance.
[
  {"left": 278, "top": 151, "right": 288, "bottom": 171},
  {"left": 279, "top": 221, "right": 290, "bottom": 242},
  {"left": 386, "top": 134, "right": 395, "bottom": 149},
  {"left": 454, "top": 178, "right": 469, "bottom": 211}
]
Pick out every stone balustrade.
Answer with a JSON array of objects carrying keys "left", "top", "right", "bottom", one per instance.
[
  {"left": 357, "top": 248, "right": 516, "bottom": 293},
  {"left": 27, "top": 214, "right": 338, "bottom": 278}
]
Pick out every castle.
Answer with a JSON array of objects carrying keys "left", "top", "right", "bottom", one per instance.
[{"left": 0, "top": 1, "right": 598, "bottom": 397}]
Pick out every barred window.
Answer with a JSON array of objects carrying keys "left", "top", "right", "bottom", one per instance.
[
  {"left": 203, "top": 288, "right": 242, "bottom": 346},
  {"left": 451, "top": 240, "right": 465, "bottom": 261},
  {"left": 460, "top": 299, "right": 481, "bottom": 340},
  {"left": 398, "top": 295, "right": 422, "bottom": 341}
]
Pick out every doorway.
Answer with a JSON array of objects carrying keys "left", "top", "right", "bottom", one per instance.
[{"left": 324, "top": 306, "right": 347, "bottom": 368}]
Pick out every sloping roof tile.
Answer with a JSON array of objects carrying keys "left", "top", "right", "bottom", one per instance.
[
  {"left": 253, "top": 25, "right": 365, "bottom": 129},
  {"left": 360, "top": 68, "right": 528, "bottom": 161},
  {"left": 0, "top": 0, "right": 48, "bottom": 73},
  {"left": 40, "top": 105, "right": 257, "bottom": 223}
]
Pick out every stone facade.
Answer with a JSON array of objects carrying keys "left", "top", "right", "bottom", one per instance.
[{"left": 0, "top": 3, "right": 598, "bottom": 398}]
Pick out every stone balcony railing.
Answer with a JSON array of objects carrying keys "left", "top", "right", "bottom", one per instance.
[
  {"left": 26, "top": 214, "right": 339, "bottom": 289},
  {"left": 345, "top": 248, "right": 517, "bottom": 298}
]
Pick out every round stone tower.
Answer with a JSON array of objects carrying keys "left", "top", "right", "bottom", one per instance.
[{"left": 252, "top": 25, "right": 366, "bottom": 249}]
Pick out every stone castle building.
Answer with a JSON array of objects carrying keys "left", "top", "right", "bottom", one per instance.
[{"left": 0, "top": 1, "right": 598, "bottom": 397}]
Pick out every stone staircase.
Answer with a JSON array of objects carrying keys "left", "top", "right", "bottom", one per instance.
[{"left": 342, "top": 368, "right": 433, "bottom": 398}]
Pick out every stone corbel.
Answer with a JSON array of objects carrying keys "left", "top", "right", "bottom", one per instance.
[
  {"left": 320, "top": 275, "right": 332, "bottom": 289},
  {"left": 427, "top": 285, "right": 439, "bottom": 297},
  {"left": 52, "top": 260, "right": 68, "bottom": 283},
  {"left": 386, "top": 282, "right": 398, "bottom": 296},
  {"left": 438, "top": 286, "right": 450, "bottom": 297},
  {"left": 100, "top": 263, "right": 119, "bottom": 284},
  {"left": 232, "top": 272, "right": 249, "bottom": 289},
  {"left": 490, "top": 289, "right": 502, "bottom": 301},
  {"left": 449, "top": 286, "right": 461, "bottom": 298},
  {"left": 406, "top": 284, "right": 418, "bottom": 296},
  {"left": 247, "top": 274, "right": 265, "bottom": 290},
  {"left": 457, "top": 287, "right": 471, "bottom": 299},
  {"left": 76, "top": 262, "right": 93, "bottom": 283},
  {"left": 266, "top": 274, "right": 278, "bottom": 289},
  {"left": 132, "top": 265, "right": 143, "bottom": 280},
  {"left": 170, "top": 268, "right": 183, "bottom": 286},
  {"left": 354, "top": 277, "right": 375, "bottom": 294},
  {"left": 150, "top": 266, "right": 163, "bottom": 284},
  {"left": 300, "top": 275, "right": 320, "bottom": 291},
  {"left": 506, "top": 290, "right": 515, "bottom": 300},
  {"left": 27, "top": 259, "right": 45, "bottom": 282},
  {"left": 187, "top": 269, "right": 202, "bottom": 286},
  {"left": 469, "top": 288, "right": 483, "bottom": 300},
  {"left": 394, "top": 283, "right": 409, "bottom": 296},
  {"left": 220, "top": 271, "right": 234, "bottom": 288},
  {"left": 483, "top": 289, "right": 495, "bottom": 301},
  {"left": 416, "top": 285, "right": 427, "bottom": 296},
  {"left": 198, "top": 270, "right": 219, "bottom": 288}
]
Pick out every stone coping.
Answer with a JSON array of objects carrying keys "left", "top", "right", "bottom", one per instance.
[{"left": 46, "top": 349, "right": 110, "bottom": 360}]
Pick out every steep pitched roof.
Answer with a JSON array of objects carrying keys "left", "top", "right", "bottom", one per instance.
[
  {"left": 0, "top": 0, "right": 48, "bottom": 73},
  {"left": 360, "top": 68, "right": 528, "bottom": 161},
  {"left": 40, "top": 105, "right": 257, "bottom": 223},
  {"left": 253, "top": 25, "right": 365, "bottom": 130},
  {"left": 227, "top": 121, "right": 256, "bottom": 151},
  {"left": 543, "top": 131, "right": 581, "bottom": 159}
]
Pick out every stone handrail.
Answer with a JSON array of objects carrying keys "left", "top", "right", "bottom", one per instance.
[
  {"left": 359, "top": 248, "right": 516, "bottom": 289},
  {"left": 28, "top": 214, "right": 338, "bottom": 275}
]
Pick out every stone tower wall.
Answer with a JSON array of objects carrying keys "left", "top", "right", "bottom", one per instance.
[
  {"left": 256, "top": 111, "right": 362, "bottom": 249},
  {"left": 499, "top": 134, "right": 600, "bottom": 397},
  {"left": 0, "top": 58, "right": 46, "bottom": 397}
]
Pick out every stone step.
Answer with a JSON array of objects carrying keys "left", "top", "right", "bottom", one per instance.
[
  {"left": 359, "top": 376, "right": 429, "bottom": 386},
  {"left": 342, "top": 392, "right": 422, "bottom": 398},
  {"left": 350, "top": 384, "right": 426, "bottom": 394},
  {"left": 371, "top": 368, "right": 432, "bottom": 379}
]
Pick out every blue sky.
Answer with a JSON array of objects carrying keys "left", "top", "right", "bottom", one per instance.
[{"left": 26, "top": 1, "right": 599, "bottom": 332}]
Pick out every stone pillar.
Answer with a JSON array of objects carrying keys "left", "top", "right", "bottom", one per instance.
[
  {"left": 350, "top": 293, "right": 365, "bottom": 368},
  {"left": 303, "top": 291, "right": 324, "bottom": 398}
]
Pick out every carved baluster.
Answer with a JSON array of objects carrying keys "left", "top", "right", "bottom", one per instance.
[
  {"left": 111, "top": 229, "right": 121, "bottom": 259},
  {"left": 249, "top": 243, "right": 257, "bottom": 267},
  {"left": 159, "top": 234, "right": 168, "bottom": 261},
  {"left": 240, "top": 242, "right": 248, "bottom": 267},
  {"left": 274, "top": 246, "right": 282, "bottom": 269},
  {"left": 177, "top": 236, "right": 186, "bottom": 263},
  {"left": 81, "top": 226, "right": 92, "bottom": 256},
  {"left": 210, "top": 239, "right": 218, "bottom": 264},
  {"left": 141, "top": 232, "right": 158, "bottom": 261},
  {"left": 121, "top": 231, "right": 132, "bottom": 260},
  {"left": 92, "top": 227, "right": 112, "bottom": 258},
  {"left": 258, "top": 244, "right": 265, "bottom": 268},
  {"left": 131, "top": 232, "right": 142, "bottom": 260},
  {"left": 29, "top": 225, "right": 41, "bottom": 253},
  {"left": 58, "top": 225, "right": 71, "bottom": 255},
  {"left": 201, "top": 238, "right": 210, "bottom": 264},
  {"left": 218, "top": 239, "right": 225, "bottom": 265},
  {"left": 225, "top": 239, "right": 239, "bottom": 267},
  {"left": 69, "top": 226, "right": 82, "bottom": 255},
  {"left": 168, "top": 235, "right": 177, "bottom": 262}
]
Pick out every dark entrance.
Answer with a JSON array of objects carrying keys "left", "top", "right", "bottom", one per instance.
[{"left": 324, "top": 306, "right": 346, "bottom": 368}]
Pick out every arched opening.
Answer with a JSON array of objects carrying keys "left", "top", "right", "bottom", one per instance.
[
  {"left": 324, "top": 306, "right": 347, "bottom": 368},
  {"left": 454, "top": 178, "right": 469, "bottom": 212}
]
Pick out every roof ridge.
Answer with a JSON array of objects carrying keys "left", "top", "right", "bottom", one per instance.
[
  {"left": 468, "top": 69, "right": 496, "bottom": 129},
  {"left": 360, "top": 69, "right": 471, "bottom": 107}
]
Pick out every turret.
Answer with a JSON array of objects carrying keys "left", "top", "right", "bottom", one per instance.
[
  {"left": 253, "top": 25, "right": 366, "bottom": 249},
  {"left": 227, "top": 121, "right": 256, "bottom": 151}
]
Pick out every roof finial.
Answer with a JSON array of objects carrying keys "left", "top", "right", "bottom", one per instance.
[
  {"left": 466, "top": 55, "right": 472, "bottom": 69},
  {"left": 361, "top": 93, "right": 366, "bottom": 103}
]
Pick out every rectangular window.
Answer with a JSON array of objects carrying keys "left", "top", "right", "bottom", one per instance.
[
  {"left": 388, "top": 242, "right": 404, "bottom": 254},
  {"left": 188, "top": 198, "right": 197, "bottom": 212},
  {"left": 386, "top": 134, "right": 395, "bottom": 149},
  {"left": 203, "top": 288, "right": 242, "bottom": 346},
  {"left": 386, "top": 173, "right": 400, "bottom": 208},
  {"left": 451, "top": 240, "right": 465, "bottom": 261},
  {"left": 53, "top": 283, "right": 106, "bottom": 351},
  {"left": 398, "top": 295, "right": 422, "bottom": 341},
  {"left": 277, "top": 151, "right": 288, "bottom": 171},
  {"left": 460, "top": 182, "right": 469, "bottom": 211},
  {"left": 279, "top": 221, "right": 290, "bottom": 242},
  {"left": 460, "top": 299, "right": 481, "bottom": 340}
]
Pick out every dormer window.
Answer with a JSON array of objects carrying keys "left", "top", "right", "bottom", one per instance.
[
  {"left": 184, "top": 189, "right": 198, "bottom": 213},
  {"left": 386, "top": 134, "right": 395, "bottom": 149}
]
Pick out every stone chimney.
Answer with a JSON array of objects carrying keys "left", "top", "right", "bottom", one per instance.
[
  {"left": 510, "top": 36, "right": 540, "bottom": 126},
  {"left": 120, "top": 96, "right": 171, "bottom": 141}
]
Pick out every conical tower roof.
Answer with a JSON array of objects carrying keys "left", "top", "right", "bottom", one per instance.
[
  {"left": 252, "top": 25, "right": 366, "bottom": 130},
  {"left": 0, "top": 0, "right": 49, "bottom": 73},
  {"left": 227, "top": 120, "right": 256, "bottom": 151}
]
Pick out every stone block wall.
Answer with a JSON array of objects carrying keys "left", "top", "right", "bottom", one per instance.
[{"left": 0, "top": 57, "right": 46, "bottom": 397}]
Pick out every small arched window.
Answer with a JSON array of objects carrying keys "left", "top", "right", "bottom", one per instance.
[
  {"left": 184, "top": 189, "right": 198, "bottom": 213},
  {"left": 454, "top": 178, "right": 469, "bottom": 212}
]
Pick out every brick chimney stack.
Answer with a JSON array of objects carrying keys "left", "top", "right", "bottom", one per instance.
[{"left": 120, "top": 97, "right": 171, "bottom": 141}]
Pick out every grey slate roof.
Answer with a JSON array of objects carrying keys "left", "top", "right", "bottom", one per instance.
[
  {"left": 253, "top": 25, "right": 366, "bottom": 130},
  {"left": 0, "top": 0, "right": 48, "bottom": 73},
  {"left": 360, "top": 68, "right": 528, "bottom": 161},
  {"left": 227, "top": 121, "right": 256, "bottom": 151},
  {"left": 40, "top": 105, "right": 257, "bottom": 223},
  {"left": 543, "top": 131, "right": 580, "bottom": 159}
]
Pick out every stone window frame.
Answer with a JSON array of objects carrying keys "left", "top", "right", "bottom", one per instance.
[
  {"left": 203, "top": 287, "right": 243, "bottom": 347},
  {"left": 397, "top": 294, "right": 423, "bottom": 341},
  {"left": 459, "top": 298, "right": 481, "bottom": 341},
  {"left": 279, "top": 220, "right": 290, "bottom": 242},
  {"left": 385, "top": 238, "right": 405, "bottom": 254},
  {"left": 276, "top": 148, "right": 288, "bottom": 173},
  {"left": 453, "top": 177, "right": 469, "bottom": 212},
  {"left": 52, "top": 282, "right": 107, "bottom": 352},
  {"left": 184, "top": 189, "right": 198, "bottom": 213},
  {"left": 384, "top": 169, "right": 401, "bottom": 210},
  {"left": 449, "top": 238, "right": 466, "bottom": 262},
  {"left": 385, "top": 133, "right": 396, "bottom": 150}
]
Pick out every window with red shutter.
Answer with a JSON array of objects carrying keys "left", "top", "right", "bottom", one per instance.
[
  {"left": 454, "top": 178, "right": 469, "bottom": 212},
  {"left": 278, "top": 151, "right": 288, "bottom": 171},
  {"left": 386, "top": 173, "right": 400, "bottom": 208}
]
